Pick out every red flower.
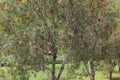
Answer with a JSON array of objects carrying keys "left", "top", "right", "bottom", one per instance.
[
  {"left": 101, "top": 0, "right": 106, "bottom": 3},
  {"left": 102, "top": 10, "right": 107, "bottom": 16},
  {"left": 16, "top": 0, "right": 22, "bottom": 2},
  {"left": 13, "top": 7, "right": 16, "bottom": 11},
  {"left": 98, "top": 18, "right": 105, "bottom": 23},
  {"left": 7, "top": 19, "right": 11, "bottom": 24},
  {"left": 65, "top": 31, "right": 68, "bottom": 35},
  {"left": 89, "top": 0, "right": 93, "bottom": 9},
  {"left": 2, "top": 1, "right": 6, "bottom": 6},
  {"left": 76, "top": 4, "right": 80, "bottom": 7},
  {"left": 94, "top": 31, "right": 98, "bottom": 36},
  {"left": 89, "top": 3, "right": 93, "bottom": 9},
  {"left": 60, "top": 38, "right": 64, "bottom": 43}
]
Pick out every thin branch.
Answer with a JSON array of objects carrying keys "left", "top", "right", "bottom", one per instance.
[{"left": 56, "top": 50, "right": 71, "bottom": 80}]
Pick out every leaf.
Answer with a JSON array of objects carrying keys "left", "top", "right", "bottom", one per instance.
[
  {"left": 0, "top": 25, "right": 4, "bottom": 31},
  {"left": 22, "top": 0, "right": 27, "bottom": 3}
]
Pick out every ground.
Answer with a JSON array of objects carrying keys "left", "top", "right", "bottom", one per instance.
[{"left": 0, "top": 64, "right": 120, "bottom": 80}]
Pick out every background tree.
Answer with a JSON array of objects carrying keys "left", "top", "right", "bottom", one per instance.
[
  {"left": 61, "top": 0, "right": 118, "bottom": 80},
  {"left": 0, "top": 0, "right": 119, "bottom": 80},
  {"left": 0, "top": 0, "right": 72, "bottom": 80}
]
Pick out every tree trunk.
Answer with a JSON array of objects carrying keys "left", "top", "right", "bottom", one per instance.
[
  {"left": 90, "top": 58, "right": 95, "bottom": 80},
  {"left": 52, "top": 53, "right": 57, "bottom": 80},
  {"left": 118, "top": 59, "right": 120, "bottom": 72},
  {"left": 109, "top": 64, "right": 113, "bottom": 80},
  {"left": 108, "top": 59, "right": 114, "bottom": 80},
  {"left": 109, "top": 69, "right": 112, "bottom": 80},
  {"left": 118, "top": 67, "right": 120, "bottom": 72},
  {"left": 51, "top": 42, "right": 57, "bottom": 80}
]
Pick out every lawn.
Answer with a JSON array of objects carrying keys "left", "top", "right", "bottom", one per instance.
[
  {"left": 29, "top": 64, "right": 120, "bottom": 80},
  {"left": 0, "top": 64, "right": 120, "bottom": 80}
]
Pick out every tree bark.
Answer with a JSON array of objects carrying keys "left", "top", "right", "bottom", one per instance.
[
  {"left": 52, "top": 53, "right": 57, "bottom": 80},
  {"left": 109, "top": 59, "right": 114, "bottom": 80},
  {"left": 118, "top": 59, "right": 120, "bottom": 72},
  {"left": 90, "top": 58, "right": 95, "bottom": 80},
  {"left": 118, "top": 67, "right": 120, "bottom": 72},
  {"left": 109, "top": 65, "right": 113, "bottom": 80},
  {"left": 51, "top": 41, "right": 57, "bottom": 80},
  {"left": 109, "top": 69, "right": 112, "bottom": 80}
]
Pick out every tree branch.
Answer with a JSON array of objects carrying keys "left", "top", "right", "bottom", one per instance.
[{"left": 56, "top": 50, "right": 71, "bottom": 80}]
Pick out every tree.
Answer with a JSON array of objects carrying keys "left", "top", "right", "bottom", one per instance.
[
  {"left": 61, "top": 0, "right": 118, "bottom": 80},
  {"left": 0, "top": 0, "right": 119, "bottom": 80},
  {"left": 0, "top": 0, "right": 71, "bottom": 80}
]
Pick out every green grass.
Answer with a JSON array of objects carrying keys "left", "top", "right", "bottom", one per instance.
[
  {"left": 0, "top": 67, "right": 12, "bottom": 80},
  {"left": 29, "top": 71, "right": 48, "bottom": 80},
  {"left": 29, "top": 70, "right": 120, "bottom": 80},
  {"left": 0, "top": 65, "right": 120, "bottom": 80},
  {"left": 29, "top": 64, "right": 68, "bottom": 80},
  {"left": 29, "top": 64, "right": 120, "bottom": 80}
]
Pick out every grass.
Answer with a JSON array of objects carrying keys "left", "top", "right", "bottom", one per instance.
[
  {"left": 29, "top": 64, "right": 120, "bottom": 80},
  {"left": 0, "top": 67, "right": 12, "bottom": 80},
  {"left": 29, "top": 70, "right": 120, "bottom": 80},
  {"left": 0, "top": 64, "right": 120, "bottom": 80},
  {"left": 29, "top": 64, "right": 68, "bottom": 80}
]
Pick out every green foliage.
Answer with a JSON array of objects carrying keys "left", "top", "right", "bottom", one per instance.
[{"left": 0, "top": 0, "right": 119, "bottom": 80}]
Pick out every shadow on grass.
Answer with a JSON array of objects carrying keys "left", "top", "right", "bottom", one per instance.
[
  {"left": 112, "top": 77, "right": 120, "bottom": 80},
  {"left": 113, "top": 71, "right": 120, "bottom": 74}
]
